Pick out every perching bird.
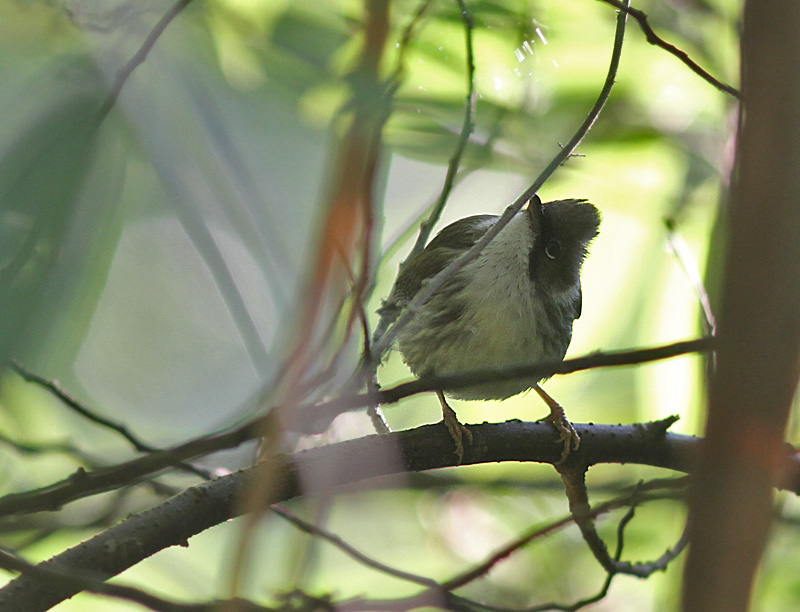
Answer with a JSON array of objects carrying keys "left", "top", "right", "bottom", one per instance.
[{"left": 378, "top": 195, "right": 600, "bottom": 461}]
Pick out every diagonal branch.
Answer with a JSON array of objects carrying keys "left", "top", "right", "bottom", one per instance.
[
  {"left": 370, "top": 0, "right": 477, "bottom": 348},
  {"left": 407, "top": 0, "right": 477, "bottom": 260},
  {"left": 441, "top": 478, "right": 685, "bottom": 591},
  {"left": 278, "top": 480, "right": 685, "bottom": 612},
  {"left": 271, "top": 505, "right": 439, "bottom": 589},
  {"left": 0, "top": 550, "right": 273, "bottom": 612},
  {"left": 97, "top": 0, "right": 195, "bottom": 120},
  {"left": 556, "top": 464, "right": 689, "bottom": 578},
  {"left": 597, "top": 0, "right": 741, "bottom": 99},
  {"left": 8, "top": 361, "right": 213, "bottom": 478},
  {"left": 368, "top": 0, "right": 630, "bottom": 361}
]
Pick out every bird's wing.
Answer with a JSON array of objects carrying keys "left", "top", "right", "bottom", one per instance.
[{"left": 390, "top": 215, "right": 497, "bottom": 304}]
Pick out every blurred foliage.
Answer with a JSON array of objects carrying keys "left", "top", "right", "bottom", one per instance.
[{"left": 1, "top": 0, "right": 792, "bottom": 611}]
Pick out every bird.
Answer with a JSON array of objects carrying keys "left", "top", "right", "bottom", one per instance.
[{"left": 377, "top": 195, "right": 600, "bottom": 462}]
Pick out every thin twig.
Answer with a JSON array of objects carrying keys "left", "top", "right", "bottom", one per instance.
[
  {"left": 271, "top": 505, "right": 440, "bottom": 589},
  {"left": 310, "top": 480, "right": 686, "bottom": 612},
  {"left": 0, "top": 550, "right": 271, "bottom": 612},
  {"left": 370, "top": 0, "right": 629, "bottom": 361},
  {"left": 10, "top": 362, "right": 160, "bottom": 455},
  {"left": 371, "top": 0, "right": 477, "bottom": 347},
  {"left": 273, "top": 481, "right": 684, "bottom": 612},
  {"left": 557, "top": 463, "right": 687, "bottom": 578},
  {"left": 391, "top": 0, "right": 435, "bottom": 81},
  {"left": 454, "top": 481, "right": 687, "bottom": 612},
  {"left": 407, "top": 0, "right": 477, "bottom": 259},
  {"left": 0, "top": 431, "right": 103, "bottom": 469},
  {"left": 598, "top": 0, "right": 741, "bottom": 99},
  {"left": 97, "top": 0, "right": 195, "bottom": 120},
  {"left": 290, "top": 260, "right": 374, "bottom": 402},
  {"left": 299, "top": 336, "right": 714, "bottom": 430},
  {"left": 0, "top": 424, "right": 252, "bottom": 517},
  {"left": 8, "top": 361, "right": 213, "bottom": 480},
  {"left": 664, "top": 218, "right": 717, "bottom": 337}
]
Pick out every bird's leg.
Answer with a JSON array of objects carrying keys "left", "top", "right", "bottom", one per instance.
[
  {"left": 534, "top": 384, "right": 579, "bottom": 463},
  {"left": 437, "top": 391, "right": 472, "bottom": 463}
]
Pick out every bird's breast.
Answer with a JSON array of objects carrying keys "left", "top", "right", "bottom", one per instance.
[{"left": 397, "top": 212, "right": 574, "bottom": 400}]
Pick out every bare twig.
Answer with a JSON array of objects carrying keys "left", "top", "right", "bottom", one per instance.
[
  {"left": 407, "top": 0, "right": 477, "bottom": 259},
  {"left": 371, "top": 0, "right": 477, "bottom": 348},
  {"left": 444, "top": 490, "right": 689, "bottom": 612},
  {"left": 10, "top": 362, "right": 162, "bottom": 454},
  {"left": 597, "top": 0, "right": 742, "bottom": 99},
  {"left": 289, "top": 267, "right": 374, "bottom": 402},
  {"left": 8, "top": 361, "right": 213, "bottom": 480},
  {"left": 0, "top": 430, "right": 103, "bottom": 469},
  {"left": 97, "top": 0, "right": 195, "bottom": 120},
  {"left": 664, "top": 219, "right": 717, "bottom": 337},
  {"left": 275, "top": 480, "right": 686, "bottom": 612},
  {"left": 556, "top": 464, "right": 688, "bottom": 578},
  {"left": 441, "top": 478, "right": 685, "bottom": 592},
  {"left": 274, "top": 479, "right": 684, "bottom": 612},
  {"left": 0, "top": 424, "right": 252, "bottom": 517},
  {"left": 0, "top": 550, "right": 272, "bottom": 612},
  {"left": 299, "top": 336, "right": 714, "bottom": 431},
  {"left": 271, "top": 505, "right": 439, "bottom": 588},
  {"left": 390, "top": 0, "right": 434, "bottom": 82}
]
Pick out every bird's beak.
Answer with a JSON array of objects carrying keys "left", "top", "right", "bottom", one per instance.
[{"left": 525, "top": 194, "right": 544, "bottom": 234}]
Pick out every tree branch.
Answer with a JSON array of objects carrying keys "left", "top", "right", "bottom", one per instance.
[
  {"left": 0, "top": 337, "right": 714, "bottom": 517},
  {"left": 8, "top": 361, "right": 212, "bottom": 479},
  {"left": 597, "top": 0, "right": 741, "bottom": 99},
  {"left": 300, "top": 336, "right": 714, "bottom": 432},
  {"left": 97, "top": 0, "right": 195, "bottom": 120},
  {"left": 2, "top": 417, "right": 800, "bottom": 610}
]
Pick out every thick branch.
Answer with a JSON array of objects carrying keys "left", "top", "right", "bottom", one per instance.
[{"left": 2, "top": 418, "right": 800, "bottom": 610}]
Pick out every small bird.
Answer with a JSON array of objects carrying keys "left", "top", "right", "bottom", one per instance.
[{"left": 378, "top": 195, "right": 600, "bottom": 461}]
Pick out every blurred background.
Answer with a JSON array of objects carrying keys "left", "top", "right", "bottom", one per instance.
[{"left": 2, "top": 0, "right": 797, "bottom": 610}]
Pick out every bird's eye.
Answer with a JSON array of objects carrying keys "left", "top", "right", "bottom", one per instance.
[{"left": 545, "top": 239, "right": 561, "bottom": 260}]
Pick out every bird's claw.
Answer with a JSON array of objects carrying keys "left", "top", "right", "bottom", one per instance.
[
  {"left": 439, "top": 395, "right": 472, "bottom": 464},
  {"left": 547, "top": 413, "right": 580, "bottom": 464},
  {"left": 534, "top": 385, "right": 579, "bottom": 464},
  {"left": 444, "top": 411, "right": 473, "bottom": 464}
]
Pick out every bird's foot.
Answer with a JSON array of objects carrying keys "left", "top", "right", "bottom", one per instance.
[
  {"left": 544, "top": 409, "right": 580, "bottom": 464},
  {"left": 439, "top": 392, "right": 472, "bottom": 463},
  {"left": 534, "top": 385, "right": 579, "bottom": 464}
]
